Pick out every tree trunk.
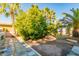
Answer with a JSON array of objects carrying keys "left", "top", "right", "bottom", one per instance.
[
  {"left": 73, "top": 28, "right": 79, "bottom": 37},
  {"left": 67, "top": 28, "right": 71, "bottom": 37},
  {"left": 10, "top": 9, "right": 16, "bottom": 35},
  {"left": 10, "top": 10, "right": 16, "bottom": 56},
  {"left": 12, "top": 15, "right": 15, "bottom": 35},
  {"left": 60, "top": 28, "right": 63, "bottom": 35},
  {"left": 73, "top": 28, "right": 79, "bottom": 42}
]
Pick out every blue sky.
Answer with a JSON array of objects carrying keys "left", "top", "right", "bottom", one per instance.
[{"left": 0, "top": 3, "right": 79, "bottom": 24}]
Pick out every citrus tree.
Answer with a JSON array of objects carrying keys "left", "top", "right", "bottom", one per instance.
[{"left": 15, "top": 5, "right": 48, "bottom": 40}]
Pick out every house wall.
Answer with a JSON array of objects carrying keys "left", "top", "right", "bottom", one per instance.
[{"left": 0, "top": 25, "right": 12, "bottom": 32}]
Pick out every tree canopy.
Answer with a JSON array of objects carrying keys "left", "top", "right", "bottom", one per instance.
[{"left": 15, "top": 5, "right": 48, "bottom": 40}]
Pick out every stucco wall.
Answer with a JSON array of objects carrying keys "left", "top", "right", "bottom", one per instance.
[{"left": 0, "top": 26, "right": 12, "bottom": 32}]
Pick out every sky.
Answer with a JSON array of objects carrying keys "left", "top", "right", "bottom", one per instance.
[{"left": 0, "top": 3, "right": 79, "bottom": 24}]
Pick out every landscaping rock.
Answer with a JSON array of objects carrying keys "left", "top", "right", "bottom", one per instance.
[
  {"left": 45, "top": 35, "right": 56, "bottom": 41},
  {"left": 37, "top": 39, "right": 43, "bottom": 43},
  {"left": 67, "top": 46, "right": 79, "bottom": 56}
]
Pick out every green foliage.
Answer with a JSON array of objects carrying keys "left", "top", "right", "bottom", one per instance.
[
  {"left": 0, "top": 3, "right": 6, "bottom": 14},
  {"left": 14, "top": 5, "right": 60, "bottom": 40},
  {"left": 56, "top": 35, "right": 67, "bottom": 40},
  {"left": 63, "top": 8, "right": 79, "bottom": 29},
  {"left": 42, "top": 7, "right": 58, "bottom": 36},
  {"left": 14, "top": 5, "right": 48, "bottom": 40}
]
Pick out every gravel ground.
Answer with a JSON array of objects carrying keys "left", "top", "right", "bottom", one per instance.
[{"left": 32, "top": 40, "right": 73, "bottom": 56}]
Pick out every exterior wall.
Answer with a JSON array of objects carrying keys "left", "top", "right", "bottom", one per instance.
[
  {"left": 58, "top": 28, "right": 67, "bottom": 35},
  {"left": 0, "top": 25, "right": 12, "bottom": 32},
  {"left": 62, "top": 28, "right": 66, "bottom": 35}
]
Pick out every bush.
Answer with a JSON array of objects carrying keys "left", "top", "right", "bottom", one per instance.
[
  {"left": 0, "top": 32, "right": 5, "bottom": 45},
  {"left": 56, "top": 35, "right": 67, "bottom": 40},
  {"left": 14, "top": 6, "right": 48, "bottom": 40}
]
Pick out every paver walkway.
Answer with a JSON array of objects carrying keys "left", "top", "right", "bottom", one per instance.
[{"left": 0, "top": 32, "right": 40, "bottom": 56}]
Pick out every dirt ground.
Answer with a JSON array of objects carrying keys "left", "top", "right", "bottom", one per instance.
[{"left": 25, "top": 35, "right": 73, "bottom": 56}]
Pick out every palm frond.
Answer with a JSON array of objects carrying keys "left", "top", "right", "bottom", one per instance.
[
  {"left": 63, "top": 13, "right": 74, "bottom": 20},
  {"left": 5, "top": 12, "right": 10, "bottom": 17},
  {"left": 71, "top": 8, "right": 79, "bottom": 20}
]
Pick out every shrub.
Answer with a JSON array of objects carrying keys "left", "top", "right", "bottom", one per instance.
[
  {"left": 14, "top": 6, "right": 48, "bottom": 40},
  {"left": 14, "top": 5, "right": 58, "bottom": 40}
]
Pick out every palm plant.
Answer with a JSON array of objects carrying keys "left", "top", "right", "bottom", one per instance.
[
  {"left": 0, "top": 3, "right": 20, "bottom": 34},
  {"left": 0, "top": 3, "right": 20, "bottom": 56},
  {"left": 0, "top": 3, "right": 6, "bottom": 14},
  {"left": 42, "top": 7, "right": 56, "bottom": 24},
  {"left": 61, "top": 17, "right": 73, "bottom": 36},
  {"left": 48, "top": 10, "right": 56, "bottom": 25},
  {"left": 42, "top": 7, "right": 58, "bottom": 36},
  {"left": 63, "top": 8, "right": 79, "bottom": 38},
  {"left": 9, "top": 4, "right": 20, "bottom": 35},
  {"left": 42, "top": 7, "right": 49, "bottom": 18}
]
